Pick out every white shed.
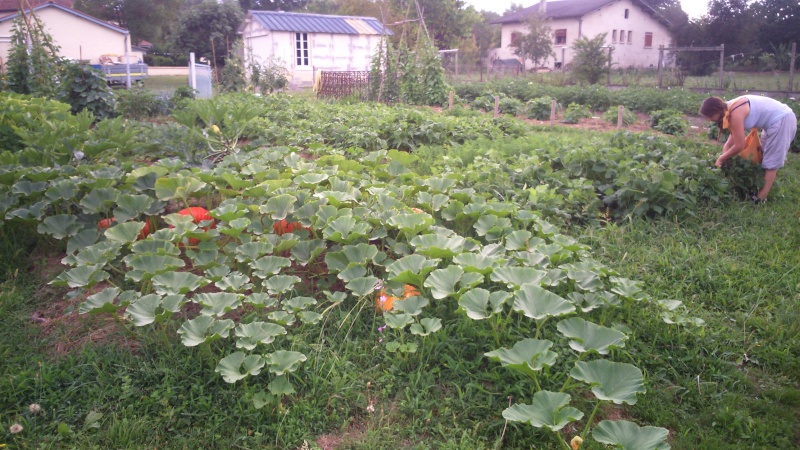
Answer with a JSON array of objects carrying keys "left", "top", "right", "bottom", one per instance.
[{"left": 239, "top": 10, "right": 392, "bottom": 87}]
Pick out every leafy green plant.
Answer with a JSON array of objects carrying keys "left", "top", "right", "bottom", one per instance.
[
  {"left": 56, "top": 62, "right": 116, "bottom": 121},
  {"left": 562, "top": 103, "right": 592, "bottom": 124},
  {"left": 116, "top": 86, "right": 168, "bottom": 120},
  {"left": 525, "top": 96, "right": 556, "bottom": 120},
  {"left": 2, "top": 14, "right": 61, "bottom": 97},
  {"left": 649, "top": 109, "right": 688, "bottom": 135},
  {"left": 602, "top": 106, "right": 637, "bottom": 126},
  {"left": 571, "top": 33, "right": 611, "bottom": 85},
  {"left": 720, "top": 156, "right": 764, "bottom": 199},
  {"left": 246, "top": 55, "right": 288, "bottom": 94}
]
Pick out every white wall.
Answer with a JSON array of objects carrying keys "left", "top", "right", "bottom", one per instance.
[
  {"left": 0, "top": 7, "right": 130, "bottom": 65},
  {"left": 495, "top": 0, "right": 671, "bottom": 70},
  {"left": 242, "top": 19, "right": 381, "bottom": 86}
]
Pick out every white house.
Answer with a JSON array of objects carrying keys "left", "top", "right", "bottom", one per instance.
[
  {"left": 239, "top": 10, "right": 392, "bottom": 87},
  {"left": 0, "top": 2, "right": 139, "bottom": 66},
  {"left": 491, "top": 0, "right": 672, "bottom": 70}
]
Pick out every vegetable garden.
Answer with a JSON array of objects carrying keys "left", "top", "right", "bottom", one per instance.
[{"left": 1, "top": 86, "right": 798, "bottom": 449}]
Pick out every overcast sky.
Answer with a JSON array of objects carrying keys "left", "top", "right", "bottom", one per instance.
[{"left": 462, "top": 0, "right": 710, "bottom": 20}]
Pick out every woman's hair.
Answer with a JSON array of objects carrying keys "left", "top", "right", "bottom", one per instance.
[{"left": 700, "top": 97, "right": 728, "bottom": 131}]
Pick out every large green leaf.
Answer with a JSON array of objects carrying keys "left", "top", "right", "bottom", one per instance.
[
  {"left": 409, "top": 317, "right": 441, "bottom": 336},
  {"left": 126, "top": 254, "right": 185, "bottom": 277},
  {"left": 125, "top": 294, "right": 185, "bottom": 326},
  {"left": 423, "top": 265, "right": 464, "bottom": 300},
  {"left": 452, "top": 253, "right": 498, "bottom": 275},
  {"left": 391, "top": 295, "right": 428, "bottom": 316},
  {"left": 409, "top": 234, "right": 466, "bottom": 259},
  {"left": 262, "top": 194, "right": 296, "bottom": 220},
  {"left": 236, "top": 241, "right": 274, "bottom": 262},
  {"left": 485, "top": 338, "right": 558, "bottom": 378},
  {"left": 154, "top": 176, "right": 207, "bottom": 201},
  {"left": 265, "top": 350, "right": 307, "bottom": 376},
  {"left": 194, "top": 292, "right": 242, "bottom": 317},
  {"left": 556, "top": 317, "right": 627, "bottom": 355},
  {"left": 79, "top": 187, "right": 119, "bottom": 214},
  {"left": 51, "top": 264, "right": 109, "bottom": 288},
  {"left": 385, "top": 254, "right": 440, "bottom": 286},
  {"left": 152, "top": 272, "right": 208, "bottom": 295},
  {"left": 215, "top": 351, "right": 265, "bottom": 383},
  {"left": 491, "top": 267, "right": 548, "bottom": 289},
  {"left": 512, "top": 284, "right": 575, "bottom": 320},
  {"left": 322, "top": 216, "right": 371, "bottom": 243},
  {"left": 79, "top": 287, "right": 127, "bottom": 314},
  {"left": 567, "top": 270, "right": 604, "bottom": 292},
  {"left": 215, "top": 272, "right": 252, "bottom": 292},
  {"left": 386, "top": 212, "right": 435, "bottom": 237},
  {"left": 592, "top": 420, "right": 671, "bottom": 450},
  {"left": 570, "top": 360, "right": 645, "bottom": 405},
  {"left": 113, "top": 194, "right": 154, "bottom": 222},
  {"left": 250, "top": 255, "right": 291, "bottom": 279},
  {"left": 458, "top": 288, "right": 510, "bottom": 320},
  {"left": 473, "top": 215, "right": 512, "bottom": 241},
  {"left": 345, "top": 276, "right": 381, "bottom": 297},
  {"left": 502, "top": 391, "right": 583, "bottom": 432},
  {"left": 235, "top": 322, "right": 287, "bottom": 350},
  {"left": 177, "top": 316, "right": 234, "bottom": 347},
  {"left": 37, "top": 214, "right": 80, "bottom": 240},
  {"left": 324, "top": 243, "right": 379, "bottom": 272},
  {"left": 104, "top": 221, "right": 147, "bottom": 243},
  {"left": 265, "top": 275, "right": 301, "bottom": 295}
]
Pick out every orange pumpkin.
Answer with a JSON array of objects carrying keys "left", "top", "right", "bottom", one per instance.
[
  {"left": 375, "top": 290, "right": 397, "bottom": 312},
  {"left": 403, "top": 284, "right": 421, "bottom": 298},
  {"left": 138, "top": 220, "right": 152, "bottom": 240},
  {"left": 97, "top": 218, "right": 116, "bottom": 230},
  {"left": 177, "top": 207, "right": 215, "bottom": 245},
  {"left": 273, "top": 219, "right": 307, "bottom": 236}
]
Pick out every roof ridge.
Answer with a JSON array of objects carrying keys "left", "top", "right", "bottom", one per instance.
[{"left": 249, "top": 10, "right": 381, "bottom": 21}]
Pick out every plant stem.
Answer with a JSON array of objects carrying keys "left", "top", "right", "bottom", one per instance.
[{"left": 580, "top": 401, "right": 603, "bottom": 441}]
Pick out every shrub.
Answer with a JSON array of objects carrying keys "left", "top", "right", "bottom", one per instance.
[
  {"left": 562, "top": 103, "right": 592, "bottom": 124},
  {"left": 571, "top": 33, "right": 610, "bottom": 85},
  {"left": 649, "top": 109, "right": 688, "bottom": 135},
  {"left": 116, "top": 86, "right": 168, "bottom": 120},
  {"left": 56, "top": 62, "right": 116, "bottom": 121},
  {"left": 524, "top": 96, "right": 555, "bottom": 120}
]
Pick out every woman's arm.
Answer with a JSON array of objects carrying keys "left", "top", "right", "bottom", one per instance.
[{"left": 714, "top": 104, "right": 749, "bottom": 167}]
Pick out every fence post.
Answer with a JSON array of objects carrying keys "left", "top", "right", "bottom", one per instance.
[
  {"left": 550, "top": 99, "right": 556, "bottom": 126},
  {"left": 718, "top": 44, "right": 725, "bottom": 89},
  {"left": 561, "top": 48, "right": 566, "bottom": 73},
  {"left": 189, "top": 52, "right": 197, "bottom": 92},
  {"left": 658, "top": 46, "right": 664, "bottom": 88},
  {"left": 789, "top": 42, "right": 796, "bottom": 93},
  {"left": 607, "top": 47, "right": 612, "bottom": 86},
  {"left": 494, "top": 96, "right": 500, "bottom": 118},
  {"left": 449, "top": 91, "right": 454, "bottom": 110},
  {"left": 617, "top": 105, "right": 624, "bottom": 128}
]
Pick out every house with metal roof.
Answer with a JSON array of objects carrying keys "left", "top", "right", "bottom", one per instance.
[
  {"left": 490, "top": 0, "right": 672, "bottom": 70},
  {"left": 0, "top": 2, "right": 138, "bottom": 67},
  {"left": 239, "top": 10, "right": 392, "bottom": 88}
]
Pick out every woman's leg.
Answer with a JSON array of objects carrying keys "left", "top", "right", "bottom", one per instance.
[{"left": 758, "top": 169, "right": 777, "bottom": 199}]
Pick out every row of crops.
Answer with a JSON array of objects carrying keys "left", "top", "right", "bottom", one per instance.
[{"left": 0, "top": 89, "right": 740, "bottom": 448}]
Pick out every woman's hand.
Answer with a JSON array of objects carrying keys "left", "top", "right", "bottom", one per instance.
[{"left": 714, "top": 155, "right": 726, "bottom": 167}]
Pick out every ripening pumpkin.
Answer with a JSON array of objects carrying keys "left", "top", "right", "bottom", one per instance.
[
  {"left": 375, "top": 290, "right": 397, "bottom": 312},
  {"left": 137, "top": 220, "right": 152, "bottom": 240},
  {"left": 273, "top": 219, "right": 307, "bottom": 236},
  {"left": 97, "top": 218, "right": 116, "bottom": 230},
  {"left": 176, "top": 207, "right": 215, "bottom": 245},
  {"left": 403, "top": 284, "right": 421, "bottom": 298}
]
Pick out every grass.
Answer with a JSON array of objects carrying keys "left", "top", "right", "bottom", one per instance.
[{"left": 1, "top": 125, "right": 799, "bottom": 449}]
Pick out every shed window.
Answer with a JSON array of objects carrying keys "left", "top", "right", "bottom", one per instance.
[
  {"left": 624, "top": 9, "right": 629, "bottom": 18},
  {"left": 644, "top": 32, "right": 653, "bottom": 48},
  {"left": 295, "top": 32, "right": 309, "bottom": 66},
  {"left": 554, "top": 29, "right": 567, "bottom": 45},
  {"left": 612, "top": 30, "right": 617, "bottom": 44}
]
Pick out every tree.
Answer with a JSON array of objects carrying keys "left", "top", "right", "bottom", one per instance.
[
  {"left": 472, "top": 10, "right": 500, "bottom": 61},
  {"left": 238, "top": 0, "right": 308, "bottom": 11},
  {"left": 172, "top": 0, "right": 244, "bottom": 69},
  {"left": 704, "top": 0, "right": 762, "bottom": 56},
  {"left": 753, "top": 0, "right": 800, "bottom": 57},
  {"left": 73, "top": 0, "right": 183, "bottom": 43},
  {"left": 390, "top": 0, "right": 477, "bottom": 50},
  {"left": 571, "top": 33, "right": 610, "bottom": 84},
  {"left": 511, "top": 11, "right": 554, "bottom": 71}
]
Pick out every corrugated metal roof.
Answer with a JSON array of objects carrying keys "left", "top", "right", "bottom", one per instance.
[
  {"left": 491, "top": 0, "right": 669, "bottom": 27},
  {"left": 249, "top": 10, "right": 392, "bottom": 35}
]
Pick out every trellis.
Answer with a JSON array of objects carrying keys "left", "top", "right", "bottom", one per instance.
[{"left": 315, "top": 71, "right": 371, "bottom": 101}]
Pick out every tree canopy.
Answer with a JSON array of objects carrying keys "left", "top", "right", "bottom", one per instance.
[{"left": 171, "top": 0, "right": 244, "bottom": 68}]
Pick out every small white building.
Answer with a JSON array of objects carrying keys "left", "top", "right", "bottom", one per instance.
[
  {"left": 239, "top": 10, "right": 392, "bottom": 87},
  {"left": 491, "top": 0, "right": 672, "bottom": 70},
  {"left": 0, "top": 2, "right": 139, "bottom": 66}
]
